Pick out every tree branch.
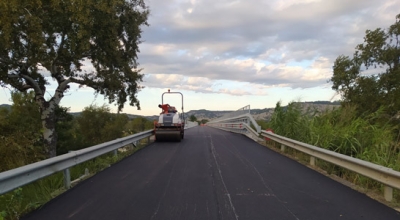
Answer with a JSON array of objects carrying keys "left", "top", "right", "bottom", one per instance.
[
  {"left": 51, "top": 32, "right": 67, "bottom": 84},
  {"left": 6, "top": 73, "right": 34, "bottom": 91},
  {"left": 19, "top": 73, "right": 44, "bottom": 97}
]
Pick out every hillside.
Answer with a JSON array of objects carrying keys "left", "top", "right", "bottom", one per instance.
[
  {"left": 0, "top": 104, "right": 11, "bottom": 111},
  {"left": 185, "top": 101, "right": 340, "bottom": 122},
  {"left": 1, "top": 101, "right": 340, "bottom": 122}
]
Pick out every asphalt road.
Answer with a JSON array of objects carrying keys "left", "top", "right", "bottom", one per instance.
[{"left": 22, "top": 126, "right": 400, "bottom": 220}]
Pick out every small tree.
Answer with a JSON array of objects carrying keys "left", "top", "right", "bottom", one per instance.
[
  {"left": 0, "top": 92, "right": 45, "bottom": 171},
  {"left": 200, "top": 119, "right": 209, "bottom": 124},
  {"left": 330, "top": 14, "right": 400, "bottom": 116},
  {"left": 189, "top": 115, "right": 197, "bottom": 122},
  {"left": 125, "top": 117, "right": 153, "bottom": 134},
  {"left": 0, "top": 0, "right": 149, "bottom": 157},
  {"left": 75, "top": 105, "right": 129, "bottom": 148}
]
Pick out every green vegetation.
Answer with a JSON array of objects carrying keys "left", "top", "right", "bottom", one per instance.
[
  {"left": 0, "top": 139, "right": 149, "bottom": 220},
  {"left": 188, "top": 114, "right": 209, "bottom": 125},
  {"left": 0, "top": 0, "right": 149, "bottom": 158},
  {"left": 0, "top": 95, "right": 155, "bottom": 219},
  {"left": 262, "top": 101, "right": 400, "bottom": 201},
  {"left": 330, "top": 14, "right": 400, "bottom": 117},
  {"left": 0, "top": 95, "right": 155, "bottom": 172},
  {"left": 0, "top": 92, "right": 44, "bottom": 172},
  {"left": 200, "top": 119, "right": 209, "bottom": 124},
  {"left": 258, "top": 14, "right": 400, "bottom": 202},
  {"left": 0, "top": 0, "right": 150, "bottom": 218},
  {"left": 264, "top": 101, "right": 399, "bottom": 168},
  {"left": 189, "top": 115, "right": 198, "bottom": 122}
]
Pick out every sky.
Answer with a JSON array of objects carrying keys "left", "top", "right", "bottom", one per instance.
[{"left": 1, "top": 0, "right": 399, "bottom": 116}]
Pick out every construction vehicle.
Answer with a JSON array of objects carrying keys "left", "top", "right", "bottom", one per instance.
[{"left": 154, "top": 90, "right": 185, "bottom": 141}]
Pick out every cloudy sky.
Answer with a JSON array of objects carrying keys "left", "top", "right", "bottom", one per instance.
[{"left": 1, "top": 0, "right": 399, "bottom": 116}]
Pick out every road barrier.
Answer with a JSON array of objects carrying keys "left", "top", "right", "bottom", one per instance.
[
  {"left": 0, "top": 122, "right": 200, "bottom": 196},
  {"left": 0, "top": 130, "right": 153, "bottom": 195},
  {"left": 208, "top": 106, "right": 400, "bottom": 202},
  {"left": 260, "top": 130, "right": 400, "bottom": 202}
]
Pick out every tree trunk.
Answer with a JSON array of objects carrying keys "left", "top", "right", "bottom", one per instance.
[
  {"left": 36, "top": 80, "right": 69, "bottom": 158},
  {"left": 41, "top": 103, "right": 58, "bottom": 158}
]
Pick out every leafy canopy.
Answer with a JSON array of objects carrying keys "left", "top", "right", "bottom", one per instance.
[
  {"left": 330, "top": 14, "right": 400, "bottom": 116},
  {"left": 0, "top": 0, "right": 149, "bottom": 110}
]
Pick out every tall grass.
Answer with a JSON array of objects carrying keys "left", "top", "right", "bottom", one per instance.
[
  {"left": 263, "top": 101, "right": 400, "bottom": 200},
  {"left": 268, "top": 101, "right": 312, "bottom": 142}
]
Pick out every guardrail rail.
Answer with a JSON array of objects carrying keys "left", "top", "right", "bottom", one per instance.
[
  {"left": 207, "top": 105, "right": 400, "bottom": 202},
  {"left": 0, "top": 130, "right": 154, "bottom": 195}
]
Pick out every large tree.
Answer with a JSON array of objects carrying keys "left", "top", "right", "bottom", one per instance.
[
  {"left": 331, "top": 14, "right": 400, "bottom": 116},
  {"left": 0, "top": 0, "right": 149, "bottom": 157}
]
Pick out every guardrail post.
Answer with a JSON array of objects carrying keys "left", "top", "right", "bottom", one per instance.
[
  {"left": 280, "top": 144, "right": 286, "bottom": 152},
  {"left": 63, "top": 168, "right": 71, "bottom": 189},
  {"left": 310, "top": 156, "right": 316, "bottom": 166},
  {"left": 384, "top": 185, "right": 393, "bottom": 201},
  {"left": 147, "top": 136, "right": 150, "bottom": 144},
  {"left": 113, "top": 149, "right": 118, "bottom": 156}
]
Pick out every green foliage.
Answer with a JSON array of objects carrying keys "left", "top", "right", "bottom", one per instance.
[
  {"left": 189, "top": 115, "right": 197, "bottom": 122},
  {"left": 125, "top": 117, "right": 153, "bottom": 135},
  {"left": 330, "top": 14, "right": 400, "bottom": 116},
  {"left": 74, "top": 105, "right": 129, "bottom": 148},
  {"left": 0, "top": 0, "right": 149, "bottom": 110},
  {"left": 267, "top": 101, "right": 400, "bottom": 191},
  {"left": 200, "top": 119, "right": 209, "bottom": 124},
  {"left": 0, "top": 188, "right": 24, "bottom": 220},
  {"left": 0, "top": 138, "right": 149, "bottom": 220},
  {"left": 0, "top": 0, "right": 149, "bottom": 158},
  {"left": 268, "top": 101, "right": 311, "bottom": 142},
  {"left": 256, "top": 119, "right": 271, "bottom": 131},
  {"left": 0, "top": 92, "right": 45, "bottom": 172},
  {"left": 1, "top": 95, "right": 146, "bottom": 170},
  {"left": 55, "top": 106, "right": 76, "bottom": 155}
]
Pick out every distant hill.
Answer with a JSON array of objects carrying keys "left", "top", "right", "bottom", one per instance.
[
  {"left": 1, "top": 101, "right": 340, "bottom": 122},
  {"left": 185, "top": 101, "right": 340, "bottom": 121},
  {"left": 0, "top": 104, "right": 11, "bottom": 111},
  {"left": 69, "top": 111, "right": 159, "bottom": 121}
]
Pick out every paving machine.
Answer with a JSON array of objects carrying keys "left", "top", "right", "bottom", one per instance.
[{"left": 154, "top": 90, "right": 185, "bottom": 141}]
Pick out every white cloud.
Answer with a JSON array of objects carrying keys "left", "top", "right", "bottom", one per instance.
[
  {"left": 4, "top": 0, "right": 397, "bottom": 114},
  {"left": 139, "top": 0, "right": 400, "bottom": 99}
]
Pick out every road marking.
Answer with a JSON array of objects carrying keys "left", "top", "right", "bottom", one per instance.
[{"left": 210, "top": 136, "right": 239, "bottom": 220}]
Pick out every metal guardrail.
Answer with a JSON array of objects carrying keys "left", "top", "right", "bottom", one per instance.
[
  {"left": 212, "top": 105, "right": 251, "bottom": 121},
  {"left": 208, "top": 108, "right": 400, "bottom": 202},
  {"left": 207, "top": 122, "right": 260, "bottom": 141},
  {"left": 207, "top": 106, "right": 262, "bottom": 145},
  {"left": 208, "top": 113, "right": 261, "bottom": 133},
  {"left": 185, "top": 121, "right": 198, "bottom": 129},
  {"left": 260, "top": 130, "right": 400, "bottom": 201},
  {"left": 2, "top": 109, "right": 400, "bottom": 202},
  {"left": 0, "top": 130, "right": 153, "bottom": 195}
]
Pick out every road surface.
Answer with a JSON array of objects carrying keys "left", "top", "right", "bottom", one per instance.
[{"left": 22, "top": 126, "right": 400, "bottom": 220}]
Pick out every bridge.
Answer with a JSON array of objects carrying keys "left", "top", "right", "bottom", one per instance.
[{"left": 1, "top": 106, "right": 400, "bottom": 220}]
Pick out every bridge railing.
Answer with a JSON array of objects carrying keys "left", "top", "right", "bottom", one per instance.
[
  {"left": 260, "top": 130, "right": 400, "bottom": 202},
  {"left": 0, "top": 121, "right": 200, "bottom": 196},
  {"left": 207, "top": 106, "right": 400, "bottom": 202},
  {"left": 0, "top": 130, "right": 154, "bottom": 195},
  {"left": 207, "top": 114, "right": 261, "bottom": 141},
  {"left": 207, "top": 105, "right": 261, "bottom": 140},
  {"left": 213, "top": 105, "right": 251, "bottom": 121},
  {"left": 185, "top": 121, "right": 198, "bottom": 129}
]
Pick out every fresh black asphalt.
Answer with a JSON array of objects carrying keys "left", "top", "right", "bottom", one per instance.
[{"left": 22, "top": 126, "right": 400, "bottom": 220}]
